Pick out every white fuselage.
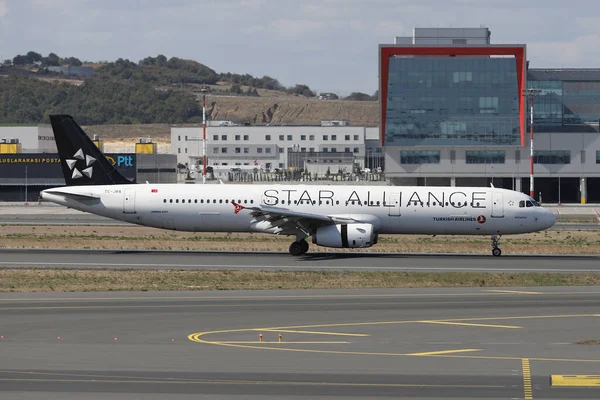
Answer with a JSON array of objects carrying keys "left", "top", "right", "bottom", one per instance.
[{"left": 41, "top": 184, "right": 556, "bottom": 236}]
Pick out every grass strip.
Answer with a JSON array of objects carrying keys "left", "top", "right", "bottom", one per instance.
[{"left": 1, "top": 269, "right": 600, "bottom": 292}]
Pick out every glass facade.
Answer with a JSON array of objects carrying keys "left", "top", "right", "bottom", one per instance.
[
  {"left": 465, "top": 150, "right": 505, "bottom": 164},
  {"left": 533, "top": 150, "right": 570, "bottom": 164},
  {"left": 400, "top": 150, "right": 440, "bottom": 164},
  {"left": 527, "top": 75, "right": 600, "bottom": 131},
  {"left": 385, "top": 57, "right": 520, "bottom": 146}
]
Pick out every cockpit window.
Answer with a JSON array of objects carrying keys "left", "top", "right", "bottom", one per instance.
[
  {"left": 519, "top": 200, "right": 525, "bottom": 208},
  {"left": 526, "top": 200, "right": 533, "bottom": 207},
  {"left": 530, "top": 199, "right": 541, "bottom": 207}
]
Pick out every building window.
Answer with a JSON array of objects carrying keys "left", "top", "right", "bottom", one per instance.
[
  {"left": 266, "top": 147, "right": 271, "bottom": 153},
  {"left": 287, "top": 147, "right": 293, "bottom": 152},
  {"left": 353, "top": 135, "right": 359, "bottom": 140},
  {"left": 309, "top": 135, "right": 315, "bottom": 140},
  {"left": 345, "top": 135, "right": 350, "bottom": 141},
  {"left": 178, "top": 135, "right": 181, "bottom": 141},
  {"left": 309, "top": 147, "right": 315, "bottom": 152},
  {"left": 185, "top": 148, "right": 188, "bottom": 153},
  {"left": 331, "top": 148, "right": 337, "bottom": 153},
  {"left": 301, "top": 147, "right": 306, "bottom": 152},
  {"left": 353, "top": 148, "right": 359, "bottom": 153},
  {"left": 221, "top": 135, "right": 227, "bottom": 141},
  {"left": 323, "top": 148, "right": 328, "bottom": 153},
  {"left": 279, "top": 135, "right": 284, "bottom": 141},
  {"left": 279, "top": 163, "right": 284, "bottom": 168},
  {"left": 479, "top": 97, "right": 499, "bottom": 114},
  {"left": 400, "top": 150, "right": 440, "bottom": 164},
  {"left": 266, "top": 135, "right": 271, "bottom": 141},
  {"left": 331, "top": 135, "right": 337, "bottom": 140},
  {"left": 301, "top": 135, "right": 306, "bottom": 140},
  {"left": 213, "top": 147, "right": 219, "bottom": 154},
  {"left": 178, "top": 148, "right": 181, "bottom": 154},
  {"left": 235, "top": 147, "right": 241, "bottom": 153},
  {"left": 465, "top": 150, "right": 505, "bottom": 164},
  {"left": 221, "top": 147, "right": 228, "bottom": 154},
  {"left": 235, "top": 135, "right": 240, "bottom": 140},
  {"left": 213, "top": 135, "right": 218, "bottom": 140},
  {"left": 534, "top": 150, "right": 570, "bottom": 164},
  {"left": 287, "top": 135, "right": 293, "bottom": 141},
  {"left": 185, "top": 135, "right": 188, "bottom": 141},
  {"left": 323, "top": 135, "right": 328, "bottom": 140},
  {"left": 244, "top": 135, "right": 249, "bottom": 141},
  {"left": 257, "top": 148, "right": 263, "bottom": 153},
  {"left": 279, "top": 148, "right": 284, "bottom": 153},
  {"left": 345, "top": 147, "right": 350, "bottom": 153},
  {"left": 244, "top": 148, "right": 249, "bottom": 154}
]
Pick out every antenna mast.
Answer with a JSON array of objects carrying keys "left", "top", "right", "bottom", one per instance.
[{"left": 202, "top": 94, "right": 207, "bottom": 179}]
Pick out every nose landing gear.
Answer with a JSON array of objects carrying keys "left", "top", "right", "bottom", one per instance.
[
  {"left": 491, "top": 235, "right": 502, "bottom": 256},
  {"left": 289, "top": 239, "right": 309, "bottom": 256}
]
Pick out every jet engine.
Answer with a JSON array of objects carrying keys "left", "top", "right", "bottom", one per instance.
[{"left": 312, "top": 223, "right": 377, "bottom": 248}]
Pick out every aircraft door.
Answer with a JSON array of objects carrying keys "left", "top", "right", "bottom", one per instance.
[
  {"left": 491, "top": 192, "right": 504, "bottom": 218},
  {"left": 123, "top": 188, "right": 136, "bottom": 214},
  {"left": 387, "top": 193, "right": 401, "bottom": 216}
]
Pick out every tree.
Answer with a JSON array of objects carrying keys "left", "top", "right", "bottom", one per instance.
[
  {"left": 287, "top": 84, "right": 315, "bottom": 97},
  {"left": 26, "top": 51, "right": 42, "bottom": 63},
  {"left": 12, "top": 54, "right": 30, "bottom": 65},
  {"left": 344, "top": 92, "right": 373, "bottom": 101},
  {"left": 41, "top": 52, "right": 60, "bottom": 66},
  {"left": 230, "top": 83, "right": 242, "bottom": 94}
]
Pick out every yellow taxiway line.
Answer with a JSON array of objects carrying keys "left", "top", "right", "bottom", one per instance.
[
  {"left": 213, "top": 341, "right": 351, "bottom": 344},
  {"left": 522, "top": 359, "right": 533, "bottom": 400},
  {"left": 419, "top": 320, "right": 522, "bottom": 329},
  {"left": 407, "top": 349, "right": 482, "bottom": 356},
  {"left": 550, "top": 375, "right": 600, "bottom": 387},
  {"left": 258, "top": 329, "right": 369, "bottom": 337}
]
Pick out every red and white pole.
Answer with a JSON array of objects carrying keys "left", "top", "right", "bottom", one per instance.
[
  {"left": 529, "top": 95, "right": 534, "bottom": 199},
  {"left": 202, "top": 94, "right": 207, "bottom": 178}
]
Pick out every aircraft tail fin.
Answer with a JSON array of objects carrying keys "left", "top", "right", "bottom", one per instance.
[{"left": 49, "top": 115, "right": 132, "bottom": 186}]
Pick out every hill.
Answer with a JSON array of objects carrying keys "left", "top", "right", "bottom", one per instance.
[{"left": 1, "top": 52, "right": 378, "bottom": 127}]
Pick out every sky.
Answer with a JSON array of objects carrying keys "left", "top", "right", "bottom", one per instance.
[{"left": 1, "top": 0, "right": 599, "bottom": 95}]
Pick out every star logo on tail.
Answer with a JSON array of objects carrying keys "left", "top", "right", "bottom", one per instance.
[
  {"left": 232, "top": 201, "right": 245, "bottom": 214},
  {"left": 65, "top": 148, "right": 96, "bottom": 179}
]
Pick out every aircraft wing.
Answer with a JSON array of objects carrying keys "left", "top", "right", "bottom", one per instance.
[{"left": 235, "top": 202, "right": 354, "bottom": 234}]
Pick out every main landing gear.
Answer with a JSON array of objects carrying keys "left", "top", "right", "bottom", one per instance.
[
  {"left": 491, "top": 235, "right": 502, "bottom": 257},
  {"left": 289, "top": 239, "right": 309, "bottom": 256}
]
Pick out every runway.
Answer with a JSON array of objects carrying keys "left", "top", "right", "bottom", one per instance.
[
  {"left": 1, "top": 248, "right": 600, "bottom": 272},
  {"left": 1, "top": 287, "right": 600, "bottom": 399}
]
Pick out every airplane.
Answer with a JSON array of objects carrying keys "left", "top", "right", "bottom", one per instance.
[{"left": 40, "top": 115, "right": 556, "bottom": 257}]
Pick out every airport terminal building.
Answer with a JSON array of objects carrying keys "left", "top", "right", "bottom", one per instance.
[
  {"left": 0, "top": 125, "right": 177, "bottom": 201},
  {"left": 381, "top": 28, "right": 600, "bottom": 203}
]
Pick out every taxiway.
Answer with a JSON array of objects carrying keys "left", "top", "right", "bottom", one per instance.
[{"left": 1, "top": 287, "right": 599, "bottom": 399}]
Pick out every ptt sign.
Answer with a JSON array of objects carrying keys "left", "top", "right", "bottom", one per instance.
[
  {"left": 106, "top": 155, "right": 134, "bottom": 167},
  {"left": 117, "top": 155, "right": 133, "bottom": 167}
]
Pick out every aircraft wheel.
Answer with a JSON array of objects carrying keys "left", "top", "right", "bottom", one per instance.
[
  {"left": 492, "top": 247, "right": 502, "bottom": 257},
  {"left": 300, "top": 240, "right": 309, "bottom": 254},
  {"left": 289, "top": 241, "right": 305, "bottom": 256}
]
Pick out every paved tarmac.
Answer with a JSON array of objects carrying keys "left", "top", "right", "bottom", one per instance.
[
  {"left": 1, "top": 287, "right": 599, "bottom": 399},
  {"left": 1, "top": 248, "right": 600, "bottom": 272}
]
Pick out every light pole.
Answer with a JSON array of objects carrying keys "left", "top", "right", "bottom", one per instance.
[{"left": 523, "top": 88, "right": 541, "bottom": 199}]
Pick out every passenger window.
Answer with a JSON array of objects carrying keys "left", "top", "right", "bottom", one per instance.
[
  {"left": 377, "top": 201, "right": 380, "bottom": 205},
  {"left": 188, "top": 199, "right": 192, "bottom": 203},
  {"left": 176, "top": 199, "right": 179, "bottom": 203},
  {"left": 194, "top": 199, "right": 198, "bottom": 204},
  {"left": 163, "top": 199, "right": 166, "bottom": 203},
  {"left": 219, "top": 200, "right": 223, "bottom": 203},
  {"left": 169, "top": 199, "right": 173, "bottom": 203},
  {"left": 336, "top": 200, "right": 339, "bottom": 205},
  {"left": 213, "top": 200, "right": 216, "bottom": 203},
  {"left": 250, "top": 200, "right": 254, "bottom": 204}
]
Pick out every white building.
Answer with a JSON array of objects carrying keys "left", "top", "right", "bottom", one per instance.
[
  {"left": 171, "top": 124, "right": 381, "bottom": 172},
  {"left": 0, "top": 125, "right": 56, "bottom": 152}
]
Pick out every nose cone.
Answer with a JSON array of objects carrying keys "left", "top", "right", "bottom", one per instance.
[{"left": 542, "top": 209, "right": 557, "bottom": 229}]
